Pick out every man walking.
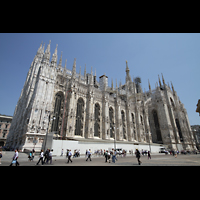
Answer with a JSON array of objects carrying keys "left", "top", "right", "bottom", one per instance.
[
  {"left": 135, "top": 149, "right": 142, "bottom": 165},
  {"left": 36, "top": 150, "right": 44, "bottom": 165},
  {"left": 86, "top": 149, "right": 92, "bottom": 161},
  {"left": 10, "top": 149, "right": 20, "bottom": 166},
  {"left": 67, "top": 149, "right": 73, "bottom": 163},
  {"left": 44, "top": 148, "right": 50, "bottom": 163}
]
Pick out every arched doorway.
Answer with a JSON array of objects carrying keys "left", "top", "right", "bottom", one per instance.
[
  {"left": 75, "top": 98, "right": 84, "bottom": 136},
  {"left": 152, "top": 109, "right": 162, "bottom": 143},
  {"left": 94, "top": 103, "right": 100, "bottom": 137},
  {"left": 51, "top": 92, "right": 64, "bottom": 135}
]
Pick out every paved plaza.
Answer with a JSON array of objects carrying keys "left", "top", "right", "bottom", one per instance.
[{"left": 1, "top": 152, "right": 200, "bottom": 166}]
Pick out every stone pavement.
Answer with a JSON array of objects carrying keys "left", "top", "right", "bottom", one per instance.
[{"left": 1, "top": 151, "right": 200, "bottom": 166}]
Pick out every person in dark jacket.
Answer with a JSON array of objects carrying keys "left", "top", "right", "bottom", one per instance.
[
  {"left": 148, "top": 151, "right": 151, "bottom": 159},
  {"left": 44, "top": 148, "right": 50, "bottom": 163},
  {"left": 135, "top": 149, "right": 142, "bottom": 165}
]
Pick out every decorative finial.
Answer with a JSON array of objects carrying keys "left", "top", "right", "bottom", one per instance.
[
  {"left": 58, "top": 51, "right": 63, "bottom": 66},
  {"left": 158, "top": 75, "right": 162, "bottom": 87},
  {"left": 79, "top": 66, "right": 81, "bottom": 75},
  {"left": 148, "top": 79, "right": 152, "bottom": 92},
  {"left": 161, "top": 73, "right": 166, "bottom": 85}
]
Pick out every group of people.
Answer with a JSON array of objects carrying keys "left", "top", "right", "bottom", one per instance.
[
  {"left": 36, "top": 149, "right": 53, "bottom": 165},
  {"left": 6, "top": 147, "right": 150, "bottom": 166},
  {"left": 104, "top": 149, "right": 118, "bottom": 163}
]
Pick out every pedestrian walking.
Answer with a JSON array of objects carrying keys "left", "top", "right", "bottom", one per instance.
[
  {"left": 36, "top": 150, "right": 44, "bottom": 165},
  {"left": 86, "top": 149, "right": 92, "bottom": 161},
  {"left": 67, "top": 149, "right": 73, "bottom": 163},
  {"left": 104, "top": 150, "right": 108, "bottom": 162},
  {"left": 148, "top": 151, "right": 151, "bottom": 159},
  {"left": 112, "top": 150, "right": 117, "bottom": 163},
  {"left": 66, "top": 149, "right": 69, "bottom": 158},
  {"left": 48, "top": 149, "right": 53, "bottom": 164},
  {"left": 107, "top": 151, "right": 111, "bottom": 163},
  {"left": 10, "top": 149, "right": 20, "bottom": 166},
  {"left": 28, "top": 151, "right": 33, "bottom": 161},
  {"left": 44, "top": 148, "right": 50, "bottom": 163},
  {"left": 32, "top": 149, "right": 35, "bottom": 161},
  {"left": 135, "top": 149, "right": 142, "bottom": 165}
]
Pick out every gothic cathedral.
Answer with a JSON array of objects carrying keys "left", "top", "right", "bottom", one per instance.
[{"left": 6, "top": 41, "right": 197, "bottom": 151}]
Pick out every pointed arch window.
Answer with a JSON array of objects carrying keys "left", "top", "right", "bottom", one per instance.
[
  {"left": 152, "top": 109, "right": 162, "bottom": 142},
  {"left": 121, "top": 110, "right": 126, "bottom": 140},
  {"left": 109, "top": 107, "right": 114, "bottom": 138},
  {"left": 51, "top": 92, "right": 64, "bottom": 135},
  {"left": 175, "top": 118, "right": 183, "bottom": 142},
  {"left": 75, "top": 98, "right": 84, "bottom": 136},
  {"left": 94, "top": 103, "right": 100, "bottom": 137},
  {"left": 131, "top": 113, "right": 136, "bottom": 139},
  {"left": 170, "top": 97, "right": 175, "bottom": 108}
]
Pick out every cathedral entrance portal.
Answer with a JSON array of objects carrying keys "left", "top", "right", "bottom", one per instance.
[{"left": 75, "top": 98, "right": 84, "bottom": 136}]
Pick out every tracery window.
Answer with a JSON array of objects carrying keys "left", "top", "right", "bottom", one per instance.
[
  {"left": 51, "top": 92, "right": 64, "bottom": 135},
  {"left": 121, "top": 110, "right": 126, "bottom": 139},
  {"left": 152, "top": 109, "right": 162, "bottom": 142},
  {"left": 94, "top": 103, "right": 100, "bottom": 137},
  {"left": 131, "top": 113, "right": 136, "bottom": 139},
  {"left": 75, "top": 98, "right": 84, "bottom": 136},
  {"left": 109, "top": 107, "right": 114, "bottom": 138},
  {"left": 175, "top": 118, "right": 183, "bottom": 142}
]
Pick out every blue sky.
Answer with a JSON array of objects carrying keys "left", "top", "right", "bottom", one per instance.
[{"left": 0, "top": 33, "right": 199, "bottom": 125}]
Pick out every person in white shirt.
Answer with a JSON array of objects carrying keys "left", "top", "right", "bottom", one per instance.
[
  {"left": 36, "top": 150, "right": 44, "bottom": 165},
  {"left": 10, "top": 149, "right": 19, "bottom": 166},
  {"left": 86, "top": 149, "right": 92, "bottom": 161},
  {"left": 67, "top": 149, "right": 73, "bottom": 163}
]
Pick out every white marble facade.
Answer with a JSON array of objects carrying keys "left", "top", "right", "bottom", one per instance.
[{"left": 6, "top": 41, "right": 197, "bottom": 151}]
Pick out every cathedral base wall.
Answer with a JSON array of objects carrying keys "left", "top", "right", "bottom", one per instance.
[{"left": 51, "top": 139, "right": 167, "bottom": 156}]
